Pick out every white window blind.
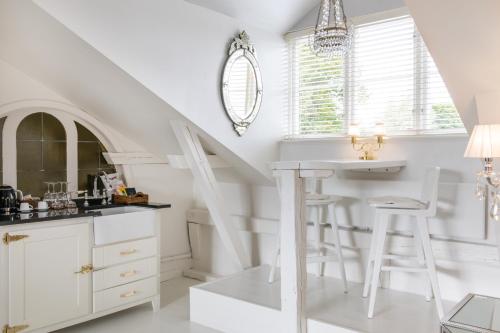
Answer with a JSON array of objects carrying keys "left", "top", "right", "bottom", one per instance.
[
  {"left": 287, "top": 14, "right": 465, "bottom": 138},
  {"left": 289, "top": 34, "right": 346, "bottom": 136}
]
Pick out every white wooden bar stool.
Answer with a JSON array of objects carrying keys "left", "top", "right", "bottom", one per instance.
[
  {"left": 268, "top": 193, "right": 348, "bottom": 293},
  {"left": 362, "top": 166, "right": 443, "bottom": 319}
]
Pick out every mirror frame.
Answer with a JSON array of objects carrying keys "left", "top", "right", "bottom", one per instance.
[{"left": 221, "top": 31, "right": 263, "bottom": 136}]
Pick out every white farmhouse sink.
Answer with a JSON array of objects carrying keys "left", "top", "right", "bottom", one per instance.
[
  {"left": 91, "top": 206, "right": 150, "bottom": 216},
  {"left": 92, "top": 206, "right": 156, "bottom": 245}
]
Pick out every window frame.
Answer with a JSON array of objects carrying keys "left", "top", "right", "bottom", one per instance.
[{"left": 285, "top": 7, "right": 465, "bottom": 139}]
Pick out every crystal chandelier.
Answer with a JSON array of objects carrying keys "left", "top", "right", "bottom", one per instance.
[{"left": 311, "top": 0, "right": 352, "bottom": 57}]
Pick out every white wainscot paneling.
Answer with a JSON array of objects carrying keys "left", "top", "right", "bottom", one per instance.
[{"left": 322, "top": 178, "right": 485, "bottom": 240}]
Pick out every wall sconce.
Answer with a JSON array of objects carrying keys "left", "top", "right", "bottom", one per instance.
[
  {"left": 464, "top": 124, "right": 500, "bottom": 220},
  {"left": 348, "top": 123, "right": 386, "bottom": 160}
]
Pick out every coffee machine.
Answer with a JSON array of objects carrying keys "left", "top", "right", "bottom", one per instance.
[{"left": 0, "top": 185, "right": 22, "bottom": 214}]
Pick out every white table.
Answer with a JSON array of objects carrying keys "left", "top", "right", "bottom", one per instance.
[{"left": 271, "top": 159, "right": 407, "bottom": 333}]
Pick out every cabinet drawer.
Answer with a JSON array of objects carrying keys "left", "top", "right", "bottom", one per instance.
[
  {"left": 94, "top": 257, "right": 157, "bottom": 291},
  {"left": 93, "top": 277, "right": 157, "bottom": 313},
  {"left": 93, "top": 237, "right": 157, "bottom": 268}
]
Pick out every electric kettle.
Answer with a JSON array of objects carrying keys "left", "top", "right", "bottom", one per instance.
[{"left": 0, "top": 185, "right": 22, "bottom": 213}]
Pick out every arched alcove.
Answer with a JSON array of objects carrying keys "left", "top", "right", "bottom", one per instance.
[{"left": 0, "top": 100, "right": 129, "bottom": 196}]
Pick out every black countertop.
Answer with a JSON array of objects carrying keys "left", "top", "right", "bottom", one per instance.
[{"left": 0, "top": 202, "right": 171, "bottom": 227}]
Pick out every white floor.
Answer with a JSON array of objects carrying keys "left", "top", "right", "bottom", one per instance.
[
  {"left": 55, "top": 278, "right": 220, "bottom": 333},
  {"left": 191, "top": 266, "right": 454, "bottom": 333},
  {"left": 53, "top": 267, "right": 453, "bottom": 333}
]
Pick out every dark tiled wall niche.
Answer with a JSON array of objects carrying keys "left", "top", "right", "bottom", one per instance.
[
  {"left": 0, "top": 117, "right": 5, "bottom": 184},
  {"left": 17, "top": 113, "right": 67, "bottom": 197},
  {"left": 15, "top": 113, "right": 116, "bottom": 197},
  {"left": 76, "top": 122, "right": 116, "bottom": 193}
]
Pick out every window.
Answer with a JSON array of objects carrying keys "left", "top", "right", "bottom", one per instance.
[{"left": 287, "top": 14, "right": 465, "bottom": 138}]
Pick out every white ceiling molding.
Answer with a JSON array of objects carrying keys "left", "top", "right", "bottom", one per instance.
[
  {"left": 167, "top": 154, "right": 230, "bottom": 169},
  {"left": 103, "top": 152, "right": 168, "bottom": 165},
  {"left": 184, "top": 0, "right": 321, "bottom": 33}
]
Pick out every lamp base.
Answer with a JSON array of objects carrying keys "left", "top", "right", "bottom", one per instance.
[{"left": 359, "top": 151, "right": 376, "bottom": 160}]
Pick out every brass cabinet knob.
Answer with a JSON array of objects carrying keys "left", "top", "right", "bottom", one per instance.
[{"left": 75, "top": 264, "right": 94, "bottom": 275}]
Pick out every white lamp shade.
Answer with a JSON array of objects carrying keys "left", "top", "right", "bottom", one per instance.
[{"left": 464, "top": 124, "right": 500, "bottom": 158}]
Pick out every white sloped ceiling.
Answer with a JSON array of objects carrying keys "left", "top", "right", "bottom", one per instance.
[
  {"left": 0, "top": 0, "right": 279, "bottom": 184},
  {"left": 405, "top": 0, "right": 500, "bottom": 130},
  {"left": 30, "top": 0, "right": 286, "bottom": 184}
]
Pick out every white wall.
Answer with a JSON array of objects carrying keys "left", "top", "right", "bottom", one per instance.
[
  {"left": 0, "top": 58, "right": 71, "bottom": 106},
  {"left": 7, "top": 0, "right": 500, "bottom": 302},
  {"left": 184, "top": 1, "right": 500, "bottom": 302},
  {"left": 191, "top": 136, "right": 500, "bottom": 302},
  {"left": 35, "top": 0, "right": 286, "bottom": 183}
]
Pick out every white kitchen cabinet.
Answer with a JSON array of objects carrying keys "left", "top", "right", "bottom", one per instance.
[
  {"left": 6, "top": 223, "right": 91, "bottom": 332},
  {"left": 0, "top": 207, "right": 163, "bottom": 333}
]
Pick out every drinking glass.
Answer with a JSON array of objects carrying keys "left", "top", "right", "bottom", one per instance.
[{"left": 64, "top": 182, "right": 77, "bottom": 209}]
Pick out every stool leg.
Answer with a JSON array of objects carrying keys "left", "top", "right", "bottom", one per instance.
[
  {"left": 416, "top": 217, "right": 444, "bottom": 319},
  {"left": 368, "top": 213, "right": 389, "bottom": 319},
  {"left": 413, "top": 223, "right": 433, "bottom": 301},
  {"left": 268, "top": 230, "right": 281, "bottom": 283},
  {"left": 314, "top": 206, "right": 324, "bottom": 277},
  {"left": 363, "top": 213, "right": 380, "bottom": 298},
  {"left": 329, "top": 203, "right": 348, "bottom": 293}
]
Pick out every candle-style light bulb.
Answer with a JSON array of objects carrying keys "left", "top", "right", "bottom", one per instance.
[
  {"left": 374, "top": 122, "right": 386, "bottom": 136},
  {"left": 348, "top": 124, "right": 360, "bottom": 137}
]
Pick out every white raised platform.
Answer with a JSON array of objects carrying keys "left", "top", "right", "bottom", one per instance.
[{"left": 190, "top": 266, "right": 451, "bottom": 333}]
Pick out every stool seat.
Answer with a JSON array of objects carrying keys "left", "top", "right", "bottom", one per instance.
[
  {"left": 368, "top": 196, "right": 428, "bottom": 210},
  {"left": 307, "top": 194, "right": 343, "bottom": 206}
]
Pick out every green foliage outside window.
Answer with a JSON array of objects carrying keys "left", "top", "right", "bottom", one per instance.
[
  {"left": 297, "top": 42, "right": 345, "bottom": 135},
  {"left": 431, "top": 103, "right": 463, "bottom": 130}
]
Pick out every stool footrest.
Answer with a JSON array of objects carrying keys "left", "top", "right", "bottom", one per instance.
[
  {"left": 381, "top": 266, "right": 427, "bottom": 273},
  {"left": 382, "top": 254, "right": 420, "bottom": 262},
  {"left": 307, "top": 255, "right": 339, "bottom": 263}
]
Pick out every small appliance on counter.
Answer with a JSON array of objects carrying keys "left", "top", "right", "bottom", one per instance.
[{"left": 0, "top": 185, "right": 23, "bottom": 214}]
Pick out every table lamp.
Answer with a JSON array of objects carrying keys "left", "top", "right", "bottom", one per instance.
[
  {"left": 464, "top": 124, "right": 500, "bottom": 220},
  {"left": 348, "top": 123, "right": 386, "bottom": 160}
]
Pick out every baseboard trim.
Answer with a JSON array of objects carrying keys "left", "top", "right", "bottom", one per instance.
[
  {"left": 183, "top": 268, "right": 221, "bottom": 282},
  {"left": 160, "top": 254, "right": 193, "bottom": 282}
]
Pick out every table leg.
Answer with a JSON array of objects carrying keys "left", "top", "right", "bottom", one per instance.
[
  {"left": 496, "top": 222, "right": 500, "bottom": 260},
  {"left": 278, "top": 170, "right": 307, "bottom": 333}
]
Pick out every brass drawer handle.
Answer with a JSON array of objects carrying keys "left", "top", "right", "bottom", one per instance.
[
  {"left": 120, "top": 248, "right": 137, "bottom": 256},
  {"left": 120, "top": 290, "right": 137, "bottom": 298},
  {"left": 75, "top": 264, "right": 94, "bottom": 275},
  {"left": 120, "top": 270, "right": 137, "bottom": 278}
]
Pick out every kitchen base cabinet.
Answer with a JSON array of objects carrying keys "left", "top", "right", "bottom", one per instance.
[
  {"left": 6, "top": 223, "right": 91, "bottom": 333},
  {"left": 0, "top": 208, "right": 162, "bottom": 333}
]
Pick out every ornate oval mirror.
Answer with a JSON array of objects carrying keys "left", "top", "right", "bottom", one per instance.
[{"left": 222, "top": 31, "right": 263, "bottom": 136}]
